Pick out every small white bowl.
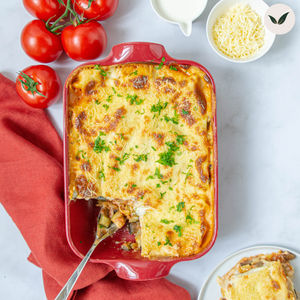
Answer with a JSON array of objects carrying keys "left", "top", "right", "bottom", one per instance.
[
  {"left": 206, "top": 0, "right": 276, "bottom": 63},
  {"left": 150, "top": 0, "right": 208, "bottom": 36}
]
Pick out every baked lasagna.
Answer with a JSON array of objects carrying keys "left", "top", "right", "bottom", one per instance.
[
  {"left": 67, "top": 61, "right": 216, "bottom": 258},
  {"left": 217, "top": 251, "right": 297, "bottom": 300}
]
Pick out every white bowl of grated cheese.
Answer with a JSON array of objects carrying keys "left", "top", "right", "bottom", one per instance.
[{"left": 206, "top": 0, "right": 276, "bottom": 63}]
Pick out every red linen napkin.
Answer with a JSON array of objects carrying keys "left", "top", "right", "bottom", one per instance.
[{"left": 0, "top": 73, "right": 191, "bottom": 300}]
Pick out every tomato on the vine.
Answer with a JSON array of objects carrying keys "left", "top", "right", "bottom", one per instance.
[
  {"left": 21, "top": 20, "right": 63, "bottom": 63},
  {"left": 72, "top": 0, "right": 119, "bottom": 21},
  {"left": 23, "top": 0, "right": 67, "bottom": 22},
  {"left": 16, "top": 65, "right": 62, "bottom": 109},
  {"left": 61, "top": 21, "right": 107, "bottom": 62}
]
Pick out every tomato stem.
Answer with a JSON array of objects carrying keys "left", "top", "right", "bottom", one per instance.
[
  {"left": 47, "top": 0, "right": 74, "bottom": 33},
  {"left": 17, "top": 72, "right": 47, "bottom": 98}
]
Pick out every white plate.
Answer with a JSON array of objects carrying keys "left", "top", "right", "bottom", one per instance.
[{"left": 198, "top": 245, "right": 300, "bottom": 300}]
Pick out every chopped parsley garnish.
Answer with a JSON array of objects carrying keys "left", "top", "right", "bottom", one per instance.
[
  {"left": 156, "top": 141, "right": 180, "bottom": 167},
  {"left": 169, "top": 65, "right": 177, "bottom": 71},
  {"left": 146, "top": 167, "right": 163, "bottom": 180},
  {"left": 135, "top": 109, "right": 145, "bottom": 115},
  {"left": 151, "top": 99, "right": 168, "bottom": 118},
  {"left": 157, "top": 242, "right": 161, "bottom": 246},
  {"left": 129, "top": 70, "right": 138, "bottom": 76},
  {"left": 164, "top": 109, "right": 179, "bottom": 125},
  {"left": 93, "top": 135, "right": 110, "bottom": 153},
  {"left": 95, "top": 99, "right": 101, "bottom": 105},
  {"left": 160, "top": 192, "right": 166, "bottom": 199},
  {"left": 117, "top": 133, "right": 124, "bottom": 140},
  {"left": 106, "top": 95, "right": 113, "bottom": 103},
  {"left": 173, "top": 225, "right": 183, "bottom": 237},
  {"left": 174, "top": 132, "right": 186, "bottom": 145},
  {"left": 160, "top": 219, "right": 174, "bottom": 224},
  {"left": 133, "top": 153, "right": 149, "bottom": 162},
  {"left": 182, "top": 165, "right": 194, "bottom": 184},
  {"left": 151, "top": 146, "right": 157, "bottom": 151},
  {"left": 186, "top": 210, "right": 199, "bottom": 225},
  {"left": 116, "top": 153, "right": 130, "bottom": 165},
  {"left": 164, "top": 236, "right": 172, "bottom": 246},
  {"left": 109, "top": 166, "right": 121, "bottom": 172},
  {"left": 126, "top": 94, "right": 145, "bottom": 105},
  {"left": 182, "top": 109, "right": 189, "bottom": 115},
  {"left": 98, "top": 169, "right": 105, "bottom": 181},
  {"left": 94, "top": 65, "right": 107, "bottom": 76},
  {"left": 103, "top": 104, "right": 109, "bottom": 111},
  {"left": 176, "top": 202, "right": 185, "bottom": 212},
  {"left": 155, "top": 57, "right": 165, "bottom": 70}
]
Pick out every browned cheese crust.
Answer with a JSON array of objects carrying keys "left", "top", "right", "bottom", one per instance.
[{"left": 67, "top": 62, "right": 216, "bottom": 258}]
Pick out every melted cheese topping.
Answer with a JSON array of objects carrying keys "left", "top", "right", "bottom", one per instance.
[
  {"left": 212, "top": 3, "right": 265, "bottom": 59},
  {"left": 67, "top": 62, "right": 216, "bottom": 258},
  {"left": 217, "top": 252, "right": 296, "bottom": 300}
]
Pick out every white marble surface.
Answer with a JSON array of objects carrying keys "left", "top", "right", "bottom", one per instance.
[{"left": 0, "top": 0, "right": 299, "bottom": 299}]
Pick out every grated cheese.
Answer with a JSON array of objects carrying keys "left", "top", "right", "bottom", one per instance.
[{"left": 212, "top": 3, "right": 265, "bottom": 59}]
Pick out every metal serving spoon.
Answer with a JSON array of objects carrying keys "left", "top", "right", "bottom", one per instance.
[{"left": 54, "top": 214, "right": 119, "bottom": 300}]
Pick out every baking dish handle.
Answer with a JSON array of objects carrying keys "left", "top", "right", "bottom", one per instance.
[
  {"left": 101, "top": 42, "right": 174, "bottom": 64},
  {"left": 109, "top": 260, "right": 177, "bottom": 280}
]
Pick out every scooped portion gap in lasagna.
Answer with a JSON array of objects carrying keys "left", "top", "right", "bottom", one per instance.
[
  {"left": 67, "top": 62, "right": 216, "bottom": 259},
  {"left": 217, "top": 251, "right": 297, "bottom": 300}
]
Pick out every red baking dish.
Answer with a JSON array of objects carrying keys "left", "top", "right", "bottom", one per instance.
[{"left": 63, "top": 42, "right": 218, "bottom": 280}]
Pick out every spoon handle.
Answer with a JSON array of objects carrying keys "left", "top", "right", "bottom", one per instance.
[{"left": 54, "top": 242, "right": 97, "bottom": 300}]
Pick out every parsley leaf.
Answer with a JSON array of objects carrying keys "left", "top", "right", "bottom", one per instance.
[
  {"left": 151, "top": 99, "right": 168, "bottom": 118},
  {"left": 160, "top": 192, "right": 166, "bottom": 199},
  {"left": 106, "top": 95, "right": 113, "bottom": 103},
  {"left": 155, "top": 57, "right": 165, "bottom": 70},
  {"left": 116, "top": 153, "right": 130, "bottom": 165},
  {"left": 160, "top": 219, "right": 174, "bottom": 224},
  {"left": 176, "top": 202, "right": 185, "bottom": 212},
  {"left": 126, "top": 94, "right": 145, "bottom": 105},
  {"left": 103, "top": 104, "right": 109, "bottom": 111},
  {"left": 129, "top": 70, "right": 138, "bottom": 76},
  {"left": 174, "top": 132, "right": 186, "bottom": 145},
  {"left": 182, "top": 165, "right": 194, "bottom": 183},
  {"left": 93, "top": 134, "right": 110, "bottom": 153},
  {"left": 164, "top": 109, "right": 179, "bottom": 125},
  {"left": 164, "top": 236, "right": 172, "bottom": 246},
  {"left": 94, "top": 65, "right": 107, "bottom": 76},
  {"left": 109, "top": 166, "right": 121, "bottom": 172},
  {"left": 133, "top": 153, "right": 149, "bottom": 162},
  {"left": 156, "top": 141, "right": 179, "bottom": 167},
  {"left": 146, "top": 167, "right": 163, "bottom": 180},
  {"left": 135, "top": 109, "right": 145, "bottom": 115},
  {"left": 98, "top": 169, "right": 105, "bottom": 181},
  {"left": 173, "top": 225, "right": 183, "bottom": 237},
  {"left": 116, "top": 133, "right": 124, "bottom": 140},
  {"left": 186, "top": 210, "right": 199, "bottom": 225}
]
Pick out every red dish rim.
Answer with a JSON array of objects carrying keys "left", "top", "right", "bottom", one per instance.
[{"left": 63, "top": 42, "right": 218, "bottom": 280}]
